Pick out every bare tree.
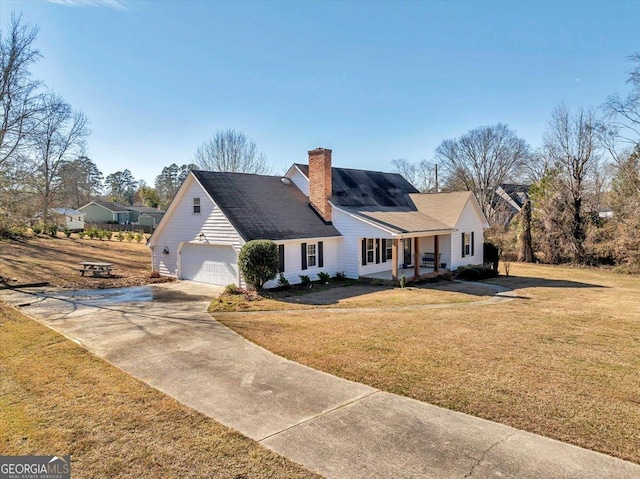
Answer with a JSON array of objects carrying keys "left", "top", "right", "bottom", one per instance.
[
  {"left": 599, "top": 53, "right": 640, "bottom": 197},
  {"left": 542, "top": 104, "right": 600, "bottom": 262},
  {"left": 391, "top": 158, "right": 440, "bottom": 192},
  {"left": 434, "top": 123, "right": 530, "bottom": 223},
  {"left": 0, "top": 14, "right": 42, "bottom": 167},
  {"left": 391, "top": 158, "right": 417, "bottom": 186},
  {"left": 604, "top": 52, "right": 640, "bottom": 147},
  {"left": 194, "top": 129, "right": 271, "bottom": 174},
  {"left": 26, "top": 93, "right": 89, "bottom": 223}
]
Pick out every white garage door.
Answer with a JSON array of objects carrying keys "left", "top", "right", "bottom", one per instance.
[{"left": 180, "top": 243, "right": 239, "bottom": 285}]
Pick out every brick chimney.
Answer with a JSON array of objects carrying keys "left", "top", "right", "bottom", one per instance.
[{"left": 308, "top": 147, "right": 332, "bottom": 222}]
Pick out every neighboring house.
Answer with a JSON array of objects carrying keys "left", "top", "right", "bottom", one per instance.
[
  {"left": 492, "top": 183, "right": 530, "bottom": 225},
  {"left": 148, "top": 148, "right": 489, "bottom": 287},
  {"left": 80, "top": 201, "right": 132, "bottom": 224},
  {"left": 127, "top": 206, "right": 165, "bottom": 230},
  {"left": 36, "top": 208, "right": 85, "bottom": 231}
]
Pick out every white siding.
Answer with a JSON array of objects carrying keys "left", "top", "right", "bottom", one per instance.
[
  {"left": 151, "top": 176, "right": 243, "bottom": 277},
  {"left": 287, "top": 167, "right": 309, "bottom": 196},
  {"left": 66, "top": 216, "right": 85, "bottom": 231},
  {"left": 331, "top": 207, "right": 393, "bottom": 279},
  {"left": 417, "top": 235, "right": 451, "bottom": 269},
  {"left": 264, "top": 237, "right": 342, "bottom": 289},
  {"left": 450, "top": 200, "right": 485, "bottom": 270}
]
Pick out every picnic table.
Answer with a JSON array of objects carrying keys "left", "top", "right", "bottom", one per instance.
[{"left": 77, "top": 262, "right": 116, "bottom": 277}]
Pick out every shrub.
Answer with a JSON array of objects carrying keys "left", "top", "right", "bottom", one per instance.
[
  {"left": 134, "top": 232, "right": 143, "bottom": 243},
  {"left": 2, "top": 225, "right": 26, "bottom": 239},
  {"left": 45, "top": 223, "right": 58, "bottom": 237},
  {"left": 277, "top": 273, "right": 290, "bottom": 288},
  {"left": 125, "top": 231, "right": 134, "bottom": 242},
  {"left": 455, "top": 265, "right": 498, "bottom": 281},
  {"left": 116, "top": 231, "right": 125, "bottom": 242},
  {"left": 63, "top": 228, "right": 72, "bottom": 238},
  {"left": 399, "top": 273, "right": 406, "bottom": 288},
  {"left": 32, "top": 223, "right": 43, "bottom": 235},
  {"left": 83, "top": 227, "right": 97, "bottom": 240},
  {"left": 223, "top": 283, "right": 243, "bottom": 295},
  {"left": 335, "top": 271, "right": 346, "bottom": 281},
  {"left": 318, "top": 272, "right": 331, "bottom": 283},
  {"left": 483, "top": 242, "right": 499, "bottom": 273},
  {"left": 299, "top": 274, "right": 312, "bottom": 288},
  {"left": 238, "top": 240, "right": 279, "bottom": 291}
]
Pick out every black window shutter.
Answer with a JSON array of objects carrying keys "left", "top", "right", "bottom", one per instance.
[
  {"left": 461, "top": 232, "right": 466, "bottom": 258},
  {"left": 375, "top": 239, "right": 380, "bottom": 264},
  {"left": 361, "top": 238, "right": 367, "bottom": 266},
  {"left": 278, "top": 244, "right": 285, "bottom": 273},
  {"left": 471, "top": 232, "right": 475, "bottom": 256},
  {"left": 318, "top": 241, "right": 324, "bottom": 267},
  {"left": 301, "top": 243, "right": 307, "bottom": 270},
  {"left": 381, "top": 239, "right": 387, "bottom": 263}
]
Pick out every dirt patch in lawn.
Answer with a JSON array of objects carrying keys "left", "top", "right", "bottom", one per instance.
[
  {"left": 0, "top": 302, "right": 320, "bottom": 479},
  {"left": 0, "top": 234, "right": 169, "bottom": 289},
  {"left": 210, "top": 281, "right": 496, "bottom": 312},
  {"left": 218, "top": 263, "right": 640, "bottom": 464}
]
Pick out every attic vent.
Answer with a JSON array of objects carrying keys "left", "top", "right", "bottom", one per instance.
[{"left": 281, "top": 177, "right": 291, "bottom": 186}]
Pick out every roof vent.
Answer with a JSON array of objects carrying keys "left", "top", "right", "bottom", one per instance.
[{"left": 281, "top": 177, "right": 291, "bottom": 186}]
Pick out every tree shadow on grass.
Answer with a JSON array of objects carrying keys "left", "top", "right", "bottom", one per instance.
[{"left": 487, "top": 275, "right": 609, "bottom": 290}]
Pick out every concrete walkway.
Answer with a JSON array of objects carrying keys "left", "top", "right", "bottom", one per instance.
[{"left": 2, "top": 283, "right": 638, "bottom": 479}]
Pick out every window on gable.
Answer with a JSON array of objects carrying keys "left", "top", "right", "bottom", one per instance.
[
  {"left": 464, "top": 233, "right": 471, "bottom": 256},
  {"left": 366, "top": 238, "right": 374, "bottom": 263},
  {"left": 307, "top": 243, "right": 317, "bottom": 267},
  {"left": 193, "top": 197, "right": 201, "bottom": 214}
]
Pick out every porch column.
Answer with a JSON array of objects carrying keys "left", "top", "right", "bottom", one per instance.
[
  {"left": 391, "top": 238, "right": 399, "bottom": 282},
  {"left": 434, "top": 235, "right": 439, "bottom": 272},
  {"left": 414, "top": 236, "right": 420, "bottom": 278}
]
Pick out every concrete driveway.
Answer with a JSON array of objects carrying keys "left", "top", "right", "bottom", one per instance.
[{"left": 2, "top": 282, "right": 639, "bottom": 479}]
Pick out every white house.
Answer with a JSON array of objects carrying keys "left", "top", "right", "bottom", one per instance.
[
  {"left": 148, "top": 148, "right": 489, "bottom": 287},
  {"left": 36, "top": 208, "right": 85, "bottom": 231}
]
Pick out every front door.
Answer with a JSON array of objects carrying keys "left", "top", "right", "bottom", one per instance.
[{"left": 403, "top": 238, "right": 412, "bottom": 266}]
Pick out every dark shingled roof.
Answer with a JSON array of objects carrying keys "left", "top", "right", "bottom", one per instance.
[
  {"left": 294, "top": 164, "right": 418, "bottom": 207},
  {"left": 89, "top": 200, "right": 131, "bottom": 212},
  {"left": 499, "top": 184, "right": 530, "bottom": 208},
  {"left": 192, "top": 170, "right": 341, "bottom": 241}
]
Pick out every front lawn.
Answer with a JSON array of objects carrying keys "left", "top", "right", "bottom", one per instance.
[
  {"left": 216, "top": 263, "right": 640, "bottom": 464},
  {"left": 0, "top": 303, "right": 320, "bottom": 479},
  {"left": 209, "top": 280, "right": 495, "bottom": 312}
]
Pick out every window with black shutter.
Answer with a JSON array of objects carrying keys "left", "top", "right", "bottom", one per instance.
[
  {"left": 301, "top": 243, "right": 307, "bottom": 270},
  {"left": 278, "top": 244, "right": 285, "bottom": 273}
]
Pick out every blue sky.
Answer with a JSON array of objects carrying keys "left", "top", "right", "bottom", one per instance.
[{"left": 3, "top": 0, "right": 639, "bottom": 185}]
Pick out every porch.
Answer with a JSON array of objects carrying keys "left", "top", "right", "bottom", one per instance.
[
  {"left": 358, "top": 234, "right": 451, "bottom": 283},
  {"left": 361, "top": 265, "right": 439, "bottom": 281}
]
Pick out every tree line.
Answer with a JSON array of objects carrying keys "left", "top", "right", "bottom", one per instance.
[
  {"left": 391, "top": 55, "right": 639, "bottom": 273},
  {"left": 0, "top": 15, "right": 269, "bottom": 232},
  {"left": 2, "top": 15, "right": 638, "bottom": 273}
]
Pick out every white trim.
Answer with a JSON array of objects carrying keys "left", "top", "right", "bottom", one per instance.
[
  {"left": 275, "top": 235, "right": 341, "bottom": 244},
  {"left": 285, "top": 163, "right": 309, "bottom": 180},
  {"left": 149, "top": 172, "right": 222, "bottom": 246},
  {"left": 330, "top": 203, "right": 396, "bottom": 235}
]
